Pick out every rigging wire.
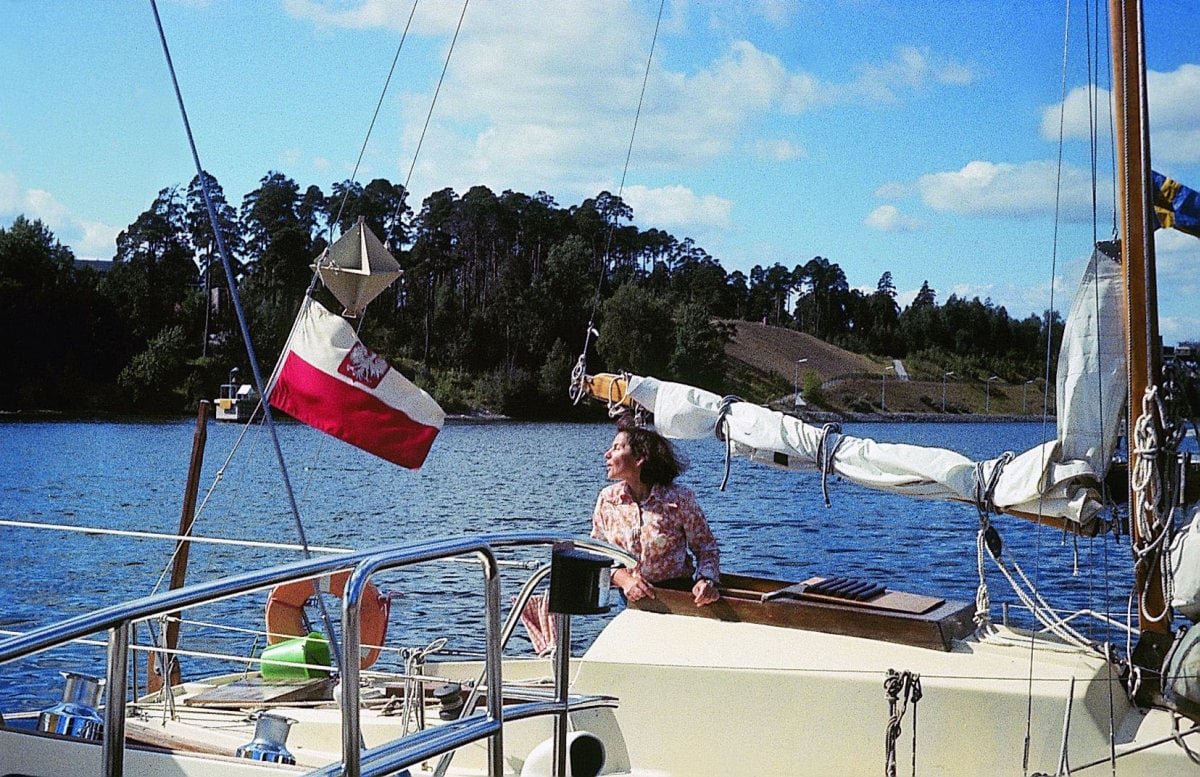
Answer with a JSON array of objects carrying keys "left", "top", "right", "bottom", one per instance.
[
  {"left": 394, "top": 0, "right": 470, "bottom": 223},
  {"left": 330, "top": 0, "right": 421, "bottom": 236},
  {"left": 578, "top": 0, "right": 667, "bottom": 370},
  {"left": 151, "top": 0, "right": 456, "bottom": 600},
  {"left": 1021, "top": 3, "right": 1077, "bottom": 771},
  {"left": 149, "top": 0, "right": 345, "bottom": 677},
  {"left": 1082, "top": 2, "right": 1121, "bottom": 773}
]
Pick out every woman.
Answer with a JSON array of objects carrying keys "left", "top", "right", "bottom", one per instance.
[{"left": 591, "top": 425, "right": 721, "bottom": 606}]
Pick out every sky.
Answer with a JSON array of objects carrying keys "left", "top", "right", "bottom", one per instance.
[{"left": 3, "top": 1, "right": 1199, "bottom": 343}]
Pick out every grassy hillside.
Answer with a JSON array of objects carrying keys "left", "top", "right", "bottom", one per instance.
[{"left": 723, "top": 321, "right": 1053, "bottom": 418}]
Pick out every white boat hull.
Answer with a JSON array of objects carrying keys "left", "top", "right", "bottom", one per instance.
[{"left": 561, "top": 609, "right": 1194, "bottom": 776}]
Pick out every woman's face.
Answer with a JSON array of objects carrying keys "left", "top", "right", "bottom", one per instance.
[{"left": 604, "top": 431, "right": 643, "bottom": 483}]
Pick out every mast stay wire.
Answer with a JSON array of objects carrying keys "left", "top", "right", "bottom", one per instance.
[
  {"left": 1018, "top": 3, "right": 1124, "bottom": 774},
  {"left": 393, "top": 0, "right": 471, "bottom": 225},
  {"left": 149, "top": 0, "right": 346, "bottom": 676},
  {"left": 1081, "top": 1, "right": 1122, "bottom": 772},
  {"left": 577, "top": 0, "right": 667, "bottom": 374},
  {"left": 329, "top": 0, "right": 421, "bottom": 238}
]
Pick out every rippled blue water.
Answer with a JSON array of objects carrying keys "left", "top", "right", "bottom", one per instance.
[{"left": 0, "top": 418, "right": 1139, "bottom": 710}]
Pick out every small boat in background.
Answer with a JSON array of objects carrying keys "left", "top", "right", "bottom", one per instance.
[{"left": 215, "top": 368, "right": 259, "bottom": 423}]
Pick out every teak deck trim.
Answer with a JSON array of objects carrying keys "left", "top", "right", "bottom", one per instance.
[{"left": 631, "top": 572, "right": 975, "bottom": 651}]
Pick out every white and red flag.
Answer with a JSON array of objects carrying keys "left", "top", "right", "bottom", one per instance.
[{"left": 268, "top": 298, "right": 444, "bottom": 468}]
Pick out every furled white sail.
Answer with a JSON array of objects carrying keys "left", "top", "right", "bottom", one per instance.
[
  {"left": 1056, "top": 241, "right": 1127, "bottom": 476},
  {"left": 620, "top": 244, "right": 1126, "bottom": 527}
]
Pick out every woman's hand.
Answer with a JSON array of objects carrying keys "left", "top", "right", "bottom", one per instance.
[
  {"left": 692, "top": 577, "right": 720, "bottom": 606},
  {"left": 613, "top": 568, "right": 656, "bottom": 602}
]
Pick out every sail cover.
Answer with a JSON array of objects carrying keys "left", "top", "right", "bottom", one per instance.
[{"left": 618, "top": 246, "right": 1125, "bottom": 527}]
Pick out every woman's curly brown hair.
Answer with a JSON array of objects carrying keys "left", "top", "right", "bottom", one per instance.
[{"left": 621, "top": 425, "right": 688, "bottom": 488}]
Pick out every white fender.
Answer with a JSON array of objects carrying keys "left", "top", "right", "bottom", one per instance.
[{"left": 520, "top": 731, "right": 605, "bottom": 777}]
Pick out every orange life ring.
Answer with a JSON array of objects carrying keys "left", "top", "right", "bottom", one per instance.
[{"left": 265, "top": 570, "right": 390, "bottom": 669}]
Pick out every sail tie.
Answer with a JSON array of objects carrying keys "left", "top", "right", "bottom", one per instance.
[
  {"left": 883, "top": 669, "right": 922, "bottom": 777},
  {"left": 714, "top": 395, "right": 743, "bottom": 491},
  {"left": 816, "top": 423, "right": 843, "bottom": 508}
]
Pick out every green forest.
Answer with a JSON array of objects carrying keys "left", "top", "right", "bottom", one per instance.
[{"left": 0, "top": 171, "right": 1065, "bottom": 418}]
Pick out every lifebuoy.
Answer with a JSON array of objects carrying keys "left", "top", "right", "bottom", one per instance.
[{"left": 265, "top": 570, "right": 390, "bottom": 669}]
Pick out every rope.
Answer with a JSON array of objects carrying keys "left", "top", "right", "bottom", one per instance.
[
  {"left": 395, "top": 638, "right": 448, "bottom": 733},
  {"left": 816, "top": 423, "right": 843, "bottom": 508},
  {"left": 884, "top": 669, "right": 922, "bottom": 777},
  {"left": 714, "top": 395, "right": 742, "bottom": 491},
  {"left": 1131, "top": 386, "right": 1173, "bottom": 623},
  {"left": 971, "top": 452, "right": 1013, "bottom": 629},
  {"left": 987, "top": 545, "right": 1094, "bottom": 649}
]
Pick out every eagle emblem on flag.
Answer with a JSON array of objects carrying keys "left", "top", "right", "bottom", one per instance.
[{"left": 338, "top": 343, "right": 389, "bottom": 389}]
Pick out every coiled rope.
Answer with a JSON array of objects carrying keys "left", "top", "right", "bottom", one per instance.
[{"left": 1131, "top": 385, "right": 1175, "bottom": 624}]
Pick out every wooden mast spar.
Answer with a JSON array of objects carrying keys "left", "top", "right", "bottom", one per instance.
[{"left": 1110, "top": 0, "right": 1172, "bottom": 686}]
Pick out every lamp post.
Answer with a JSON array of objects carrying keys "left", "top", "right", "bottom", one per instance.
[
  {"left": 985, "top": 375, "right": 1000, "bottom": 414},
  {"left": 881, "top": 364, "right": 895, "bottom": 412},
  {"left": 941, "top": 371, "right": 954, "bottom": 413},
  {"left": 793, "top": 358, "right": 809, "bottom": 408},
  {"left": 1022, "top": 379, "right": 1035, "bottom": 414}
]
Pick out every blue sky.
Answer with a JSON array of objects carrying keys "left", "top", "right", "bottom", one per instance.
[{"left": 3, "top": 1, "right": 1199, "bottom": 343}]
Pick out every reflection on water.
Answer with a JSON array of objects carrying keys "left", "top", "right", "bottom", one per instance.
[{"left": 0, "top": 418, "right": 1137, "bottom": 708}]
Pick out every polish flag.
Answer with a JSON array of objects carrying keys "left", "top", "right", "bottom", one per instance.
[{"left": 268, "top": 299, "right": 445, "bottom": 468}]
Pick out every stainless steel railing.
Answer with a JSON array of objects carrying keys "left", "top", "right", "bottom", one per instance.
[{"left": 0, "top": 531, "right": 635, "bottom": 777}]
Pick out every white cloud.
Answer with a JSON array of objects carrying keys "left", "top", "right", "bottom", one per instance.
[
  {"left": 917, "top": 159, "right": 1103, "bottom": 221},
  {"left": 0, "top": 172, "right": 119, "bottom": 259},
  {"left": 874, "top": 181, "right": 911, "bottom": 199},
  {"left": 1044, "top": 64, "right": 1200, "bottom": 164},
  {"left": 0, "top": 172, "right": 21, "bottom": 213},
  {"left": 282, "top": 0, "right": 437, "bottom": 31},
  {"left": 1156, "top": 227, "right": 1200, "bottom": 305},
  {"left": 753, "top": 138, "right": 807, "bottom": 162},
  {"left": 864, "top": 204, "right": 922, "bottom": 232},
  {"left": 282, "top": 2, "right": 974, "bottom": 206},
  {"left": 843, "top": 46, "right": 975, "bottom": 103},
  {"left": 622, "top": 184, "right": 732, "bottom": 231}
]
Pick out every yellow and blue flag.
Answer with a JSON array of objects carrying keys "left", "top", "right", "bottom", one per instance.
[{"left": 1153, "top": 170, "right": 1200, "bottom": 239}]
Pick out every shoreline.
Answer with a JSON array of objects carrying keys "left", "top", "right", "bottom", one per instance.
[
  {"left": 1, "top": 408, "right": 1054, "bottom": 425},
  {"left": 786, "top": 409, "right": 1054, "bottom": 424}
]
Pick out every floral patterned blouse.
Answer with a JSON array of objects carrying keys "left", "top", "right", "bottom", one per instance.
[{"left": 590, "top": 481, "right": 720, "bottom": 584}]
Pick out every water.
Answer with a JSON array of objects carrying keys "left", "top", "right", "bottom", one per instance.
[{"left": 0, "top": 418, "right": 1135, "bottom": 710}]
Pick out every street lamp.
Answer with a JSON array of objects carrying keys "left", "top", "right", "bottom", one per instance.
[
  {"left": 793, "top": 358, "right": 809, "bottom": 408},
  {"left": 881, "top": 364, "right": 895, "bottom": 412},
  {"left": 1022, "top": 379, "right": 1035, "bottom": 414},
  {"left": 941, "top": 371, "right": 954, "bottom": 413},
  {"left": 985, "top": 375, "right": 1000, "bottom": 414}
]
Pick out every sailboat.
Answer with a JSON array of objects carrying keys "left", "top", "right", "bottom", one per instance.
[{"left": 2, "top": 0, "right": 1200, "bottom": 775}]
